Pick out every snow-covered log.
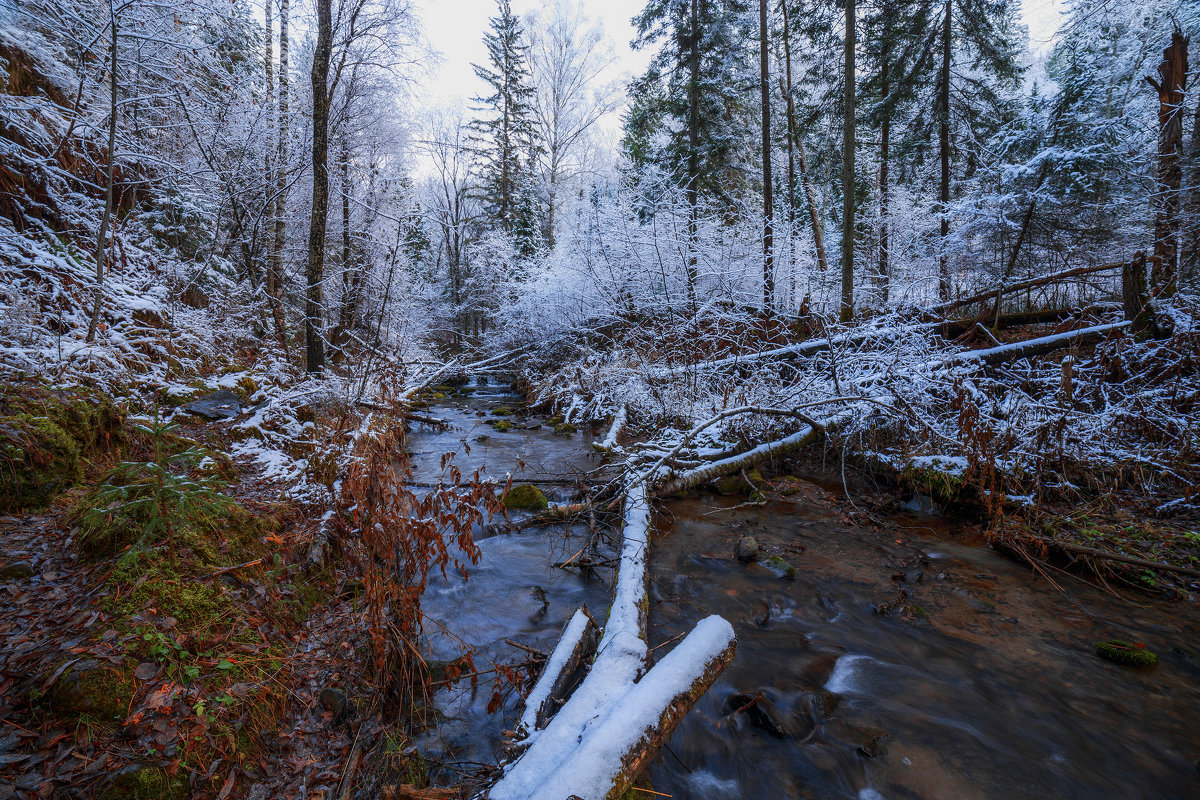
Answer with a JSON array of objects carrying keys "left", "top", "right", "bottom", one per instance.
[
  {"left": 489, "top": 484, "right": 737, "bottom": 800},
  {"left": 593, "top": 405, "right": 627, "bottom": 453},
  {"left": 946, "top": 321, "right": 1130, "bottom": 366},
  {"left": 931, "top": 260, "right": 1126, "bottom": 316},
  {"left": 651, "top": 321, "right": 943, "bottom": 377},
  {"left": 517, "top": 608, "right": 598, "bottom": 735},
  {"left": 654, "top": 426, "right": 824, "bottom": 496}
]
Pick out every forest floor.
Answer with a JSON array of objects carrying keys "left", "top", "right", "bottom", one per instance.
[{"left": 0, "top": 382, "right": 433, "bottom": 800}]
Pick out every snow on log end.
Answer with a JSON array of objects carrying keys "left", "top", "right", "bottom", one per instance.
[{"left": 497, "top": 615, "right": 736, "bottom": 800}]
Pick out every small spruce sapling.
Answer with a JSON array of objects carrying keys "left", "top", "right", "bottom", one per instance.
[{"left": 77, "top": 411, "right": 233, "bottom": 565}]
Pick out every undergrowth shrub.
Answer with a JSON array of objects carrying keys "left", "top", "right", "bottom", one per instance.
[
  {"left": 73, "top": 413, "right": 233, "bottom": 558},
  {"left": 334, "top": 379, "right": 505, "bottom": 714}
]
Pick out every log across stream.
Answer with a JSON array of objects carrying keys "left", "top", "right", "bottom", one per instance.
[{"left": 411, "top": 382, "right": 1200, "bottom": 799}]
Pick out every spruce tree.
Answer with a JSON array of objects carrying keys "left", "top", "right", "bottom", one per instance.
[{"left": 470, "top": 0, "right": 542, "bottom": 255}]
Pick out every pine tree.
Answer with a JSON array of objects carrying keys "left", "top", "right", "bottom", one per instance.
[
  {"left": 628, "top": 0, "right": 755, "bottom": 307},
  {"left": 864, "top": 0, "right": 1022, "bottom": 299},
  {"left": 470, "top": 0, "right": 542, "bottom": 255}
]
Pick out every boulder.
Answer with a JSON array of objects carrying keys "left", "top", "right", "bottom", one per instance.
[
  {"left": 182, "top": 389, "right": 242, "bottom": 421},
  {"left": 735, "top": 535, "right": 760, "bottom": 561}
]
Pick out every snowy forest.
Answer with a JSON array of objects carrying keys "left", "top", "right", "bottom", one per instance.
[{"left": 1, "top": 0, "right": 1199, "bottom": 796}]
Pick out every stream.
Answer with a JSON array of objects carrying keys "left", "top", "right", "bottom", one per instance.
[{"left": 410, "top": 382, "right": 1200, "bottom": 799}]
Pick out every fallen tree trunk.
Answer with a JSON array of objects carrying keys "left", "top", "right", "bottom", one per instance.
[
  {"left": 593, "top": 405, "right": 626, "bottom": 453},
  {"left": 655, "top": 426, "right": 825, "bottom": 496},
  {"left": 945, "top": 321, "right": 1130, "bottom": 367},
  {"left": 931, "top": 261, "right": 1125, "bottom": 316},
  {"left": 517, "top": 609, "right": 598, "bottom": 735},
  {"left": 489, "top": 484, "right": 737, "bottom": 800},
  {"left": 937, "top": 307, "right": 1087, "bottom": 339},
  {"left": 1021, "top": 535, "right": 1200, "bottom": 581},
  {"left": 652, "top": 321, "right": 943, "bottom": 377}
]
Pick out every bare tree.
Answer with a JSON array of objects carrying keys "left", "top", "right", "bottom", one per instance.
[
  {"left": 526, "top": 0, "right": 619, "bottom": 248},
  {"left": 85, "top": 0, "right": 119, "bottom": 343},
  {"left": 841, "top": 0, "right": 856, "bottom": 321},
  {"left": 306, "top": 0, "right": 334, "bottom": 374}
]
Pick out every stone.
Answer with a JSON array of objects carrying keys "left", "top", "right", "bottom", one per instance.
[
  {"left": 503, "top": 484, "right": 549, "bottom": 512},
  {"left": 723, "top": 692, "right": 788, "bottom": 737},
  {"left": 735, "top": 536, "right": 760, "bottom": 561},
  {"left": 764, "top": 555, "right": 796, "bottom": 580},
  {"left": 0, "top": 560, "right": 34, "bottom": 580},
  {"left": 182, "top": 389, "right": 242, "bottom": 421},
  {"left": 319, "top": 687, "right": 349, "bottom": 719}
]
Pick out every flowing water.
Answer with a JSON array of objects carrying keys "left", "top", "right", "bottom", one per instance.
[{"left": 412, "top": 384, "right": 1200, "bottom": 799}]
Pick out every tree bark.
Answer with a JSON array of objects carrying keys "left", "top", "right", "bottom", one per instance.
[
  {"left": 840, "top": 0, "right": 855, "bottom": 322},
  {"left": 86, "top": 1, "right": 118, "bottom": 344},
  {"left": 1183, "top": 75, "right": 1200, "bottom": 289},
  {"left": 1147, "top": 28, "right": 1189, "bottom": 296},
  {"left": 760, "top": 0, "right": 774, "bottom": 314},
  {"left": 779, "top": 1, "right": 797, "bottom": 271},
  {"left": 937, "top": 0, "right": 952, "bottom": 302},
  {"left": 685, "top": 0, "right": 701, "bottom": 312},
  {"left": 268, "top": 0, "right": 290, "bottom": 352},
  {"left": 306, "top": 0, "right": 333, "bottom": 374}
]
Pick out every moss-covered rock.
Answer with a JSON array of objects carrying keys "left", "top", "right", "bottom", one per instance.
[
  {"left": 764, "top": 555, "right": 796, "bottom": 580},
  {"left": 1096, "top": 639, "right": 1158, "bottom": 667},
  {"left": 46, "top": 661, "right": 135, "bottom": 720},
  {"left": 492, "top": 406, "right": 513, "bottom": 417},
  {"left": 503, "top": 484, "right": 549, "bottom": 511},
  {"left": 0, "top": 384, "right": 125, "bottom": 511},
  {"left": 491, "top": 419, "right": 514, "bottom": 433},
  {"left": 97, "top": 765, "right": 188, "bottom": 800},
  {"left": 714, "top": 468, "right": 765, "bottom": 496},
  {"left": 553, "top": 423, "right": 577, "bottom": 437}
]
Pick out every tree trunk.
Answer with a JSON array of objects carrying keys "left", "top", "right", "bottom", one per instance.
[
  {"left": 305, "top": 0, "right": 332, "bottom": 375},
  {"left": 759, "top": 0, "right": 774, "bottom": 314},
  {"left": 840, "top": 0, "right": 855, "bottom": 322},
  {"left": 938, "top": 0, "right": 952, "bottom": 302},
  {"left": 86, "top": 2, "right": 118, "bottom": 344},
  {"left": 1147, "top": 28, "right": 1189, "bottom": 296},
  {"left": 877, "top": 42, "right": 890, "bottom": 302},
  {"left": 686, "top": 0, "right": 701, "bottom": 312},
  {"left": 780, "top": 2, "right": 797, "bottom": 275},
  {"left": 797, "top": 129, "right": 827, "bottom": 272},
  {"left": 1183, "top": 77, "right": 1200, "bottom": 288},
  {"left": 268, "top": 0, "right": 290, "bottom": 351}
]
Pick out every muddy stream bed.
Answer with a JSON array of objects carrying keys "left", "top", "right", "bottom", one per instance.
[{"left": 408, "top": 383, "right": 1200, "bottom": 799}]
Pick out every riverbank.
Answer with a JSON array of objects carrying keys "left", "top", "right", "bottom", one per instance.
[{"left": 0, "top": 377, "right": 438, "bottom": 799}]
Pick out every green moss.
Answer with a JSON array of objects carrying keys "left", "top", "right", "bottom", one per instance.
[
  {"left": 0, "top": 383, "right": 124, "bottom": 511},
  {"left": 764, "top": 555, "right": 796, "bottom": 580},
  {"left": 547, "top": 415, "right": 565, "bottom": 426},
  {"left": 107, "top": 553, "right": 233, "bottom": 631},
  {"left": 288, "top": 582, "right": 327, "bottom": 623},
  {"left": 714, "top": 469, "right": 765, "bottom": 496},
  {"left": 492, "top": 419, "right": 514, "bottom": 433},
  {"left": 1096, "top": 640, "right": 1158, "bottom": 667},
  {"left": 503, "top": 484, "right": 549, "bottom": 511},
  {"left": 492, "top": 406, "right": 513, "bottom": 417},
  {"left": 553, "top": 423, "right": 577, "bottom": 437},
  {"left": 97, "top": 765, "right": 188, "bottom": 800},
  {"left": 47, "top": 663, "right": 135, "bottom": 720}
]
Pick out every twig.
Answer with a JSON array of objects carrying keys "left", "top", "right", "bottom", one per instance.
[{"left": 205, "top": 558, "right": 264, "bottom": 579}]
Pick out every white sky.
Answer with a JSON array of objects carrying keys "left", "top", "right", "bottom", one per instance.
[
  {"left": 415, "top": 0, "right": 1065, "bottom": 112},
  {"left": 414, "top": 0, "right": 651, "bottom": 113}
]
